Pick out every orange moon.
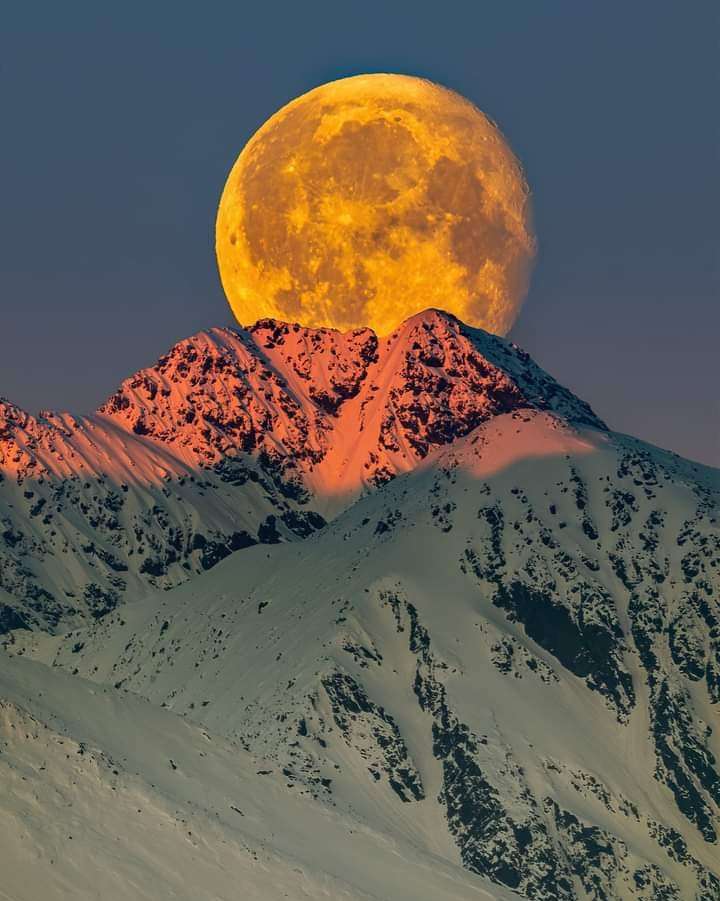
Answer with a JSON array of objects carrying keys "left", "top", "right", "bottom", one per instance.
[{"left": 216, "top": 74, "right": 536, "bottom": 335}]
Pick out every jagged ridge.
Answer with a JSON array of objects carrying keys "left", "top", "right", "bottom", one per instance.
[{"left": 0, "top": 310, "right": 604, "bottom": 630}]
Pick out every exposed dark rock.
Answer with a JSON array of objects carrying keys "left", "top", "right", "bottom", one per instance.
[{"left": 322, "top": 670, "right": 424, "bottom": 803}]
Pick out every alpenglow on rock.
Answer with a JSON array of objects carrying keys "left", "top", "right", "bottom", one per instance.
[{"left": 0, "top": 309, "right": 603, "bottom": 631}]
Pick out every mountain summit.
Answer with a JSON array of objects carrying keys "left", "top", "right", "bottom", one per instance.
[
  {"left": 0, "top": 310, "right": 603, "bottom": 630},
  {"left": 2, "top": 311, "right": 719, "bottom": 900}
]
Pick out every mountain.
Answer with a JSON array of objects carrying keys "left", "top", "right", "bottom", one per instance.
[
  {"left": 0, "top": 653, "right": 510, "bottom": 901},
  {"left": 2, "top": 310, "right": 720, "bottom": 900},
  {"left": 0, "top": 310, "right": 601, "bottom": 631}
]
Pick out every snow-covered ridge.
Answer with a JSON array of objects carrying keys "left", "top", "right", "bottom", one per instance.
[
  {"left": 2, "top": 310, "right": 605, "bottom": 486},
  {"left": 0, "top": 310, "right": 605, "bottom": 629},
  {"left": 12, "top": 413, "right": 720, "bottom": 899},
  {"left": 2, "top": 310, "right": 720, "bottom": 899}
]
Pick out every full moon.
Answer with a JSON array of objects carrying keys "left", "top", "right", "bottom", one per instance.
[{"left": 216, "top": 74, "right": 536, "bottom": 335}]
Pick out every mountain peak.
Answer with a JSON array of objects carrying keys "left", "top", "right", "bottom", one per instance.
[
  {"left": 3, "top": 311, "right": 606, "bottom": 491},
  {"left": 3, "top": 318, "right": 720, "bottom": 901},
  {"left": 96, "top": 310, "right": 605, "bottom": 493},
  {"left": 0, "top": 310, "right": 608, "bottom": 626},
  {"left": 0, "top": 396, "right": 32, "bottom": 430},
  {"left": 390, "top": 305, "right": 461, "bottom": 330}
]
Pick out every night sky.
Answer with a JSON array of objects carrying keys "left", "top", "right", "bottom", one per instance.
[{"left": 2, "top": 1, "right": 718, "bottom": 465}]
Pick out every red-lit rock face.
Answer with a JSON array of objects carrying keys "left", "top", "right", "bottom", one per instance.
[
  {"left": 0, "top": 310, "right": 604, "bottom": 628},
  {"left": 2, "top": 310, "right": 604, "bottom": 494}
]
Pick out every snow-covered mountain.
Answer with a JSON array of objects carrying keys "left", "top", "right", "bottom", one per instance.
[
  {"left": 2, "top": 310, "right": 719, "bottom": 900},
  {"left": 0, "top": 653, "right": 511, "bottom": 901},
  {"left": 0, "top": 310, "right": 601, "bottom": 631}
]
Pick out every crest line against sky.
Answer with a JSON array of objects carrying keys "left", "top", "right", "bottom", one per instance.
[{"left": 1, "top": 0, "right": 718, "bottom": 465}]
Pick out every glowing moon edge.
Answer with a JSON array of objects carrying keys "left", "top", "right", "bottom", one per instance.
[{"left": 216, "top": 73, "right": 536, "bottom": 336}]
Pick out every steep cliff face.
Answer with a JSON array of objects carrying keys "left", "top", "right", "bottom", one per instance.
[{"left": 0, "top": 310, "right": 605, "bottom": 630}]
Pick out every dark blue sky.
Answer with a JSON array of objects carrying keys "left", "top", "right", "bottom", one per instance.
[{"left": 2, "top": 1, "right": 718, "bottom": 465}]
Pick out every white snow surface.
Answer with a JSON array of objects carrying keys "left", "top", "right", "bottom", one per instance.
[
  {"left": 2, "top": 312, "right": 719, "bottom": 899},
  {"left": 0, "top": 654, "right": 508, "bottom": 901}
]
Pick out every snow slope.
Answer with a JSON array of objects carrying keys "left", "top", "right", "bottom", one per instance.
[
  {"left": 15, "top": 409, "right": 720, "bottom": 900},
  {"left": 0, "top": 654, "right": 509, "bottom": 901}
]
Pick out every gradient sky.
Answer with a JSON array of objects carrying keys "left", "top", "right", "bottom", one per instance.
[{"left": 2, "top": 1, "right": 718, "bottom": 466}]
